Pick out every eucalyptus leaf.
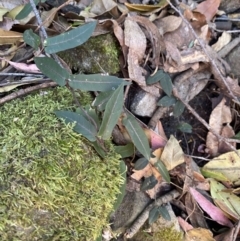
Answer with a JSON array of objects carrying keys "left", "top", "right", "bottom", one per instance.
[
  {"left": 98, "top": 84, "right": 124, "bottom": 140},
  {"left": 177, "top": 122, "right": 192, "bottom": 133},
  {"left": 69, "top": 74, "right": 128, "bottom": 92},
  {"left": 115, "top": 143, "right": 135, "bottom": 158},
  {"left": 34, "top": 57, "right": 69, "bottom": 86},
  {"left": 92, "top": 90, "right": 114, "bottom": 111},
  {"left": 159, "top": 72, "right": 172, "bottom": 97},
  {"left": 149, "top": 206, "right": 161, "bottom": 225},
  {"left": 23, "top": 29, "right": 40, "bottom": 50},
  {"left": 15, "top": 0, "right": 40, "bottom": 20},
  {"left": 44, "top": 22, "right": 97, "bottom": 54},
  {"left": 122, "top": 115, "right": 151, "bottom": 160},
  {"left": 158, "top": 206, "right": 171, "bottom": 221},
  {"left": 55, "top": 110, "right": 97, "bottom": 142},
  {"left": 157, "top": 96, "right": 176, "bottom": 107},
  {"left": 141, "top": 175, "right": 158, "bottom": 191},
  {"left": 173, "top": 100, "right": 185, "bottom": 117},
  {"left": 134, "top": 157, "right": 149, "bottom": 170},
  {"left": 233, "top": 131, "right": 240, "bottom": 140},
  {"left": 154, "top": 161, "right": 170, "bottom": 183}
]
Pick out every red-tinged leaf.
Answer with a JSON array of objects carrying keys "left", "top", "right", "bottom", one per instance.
[
  {"left": 1, "top": 58, "right": 41, "bottom": 73},
  {"left": 190, "top": 188, "right": 233, "bottom": 227}
]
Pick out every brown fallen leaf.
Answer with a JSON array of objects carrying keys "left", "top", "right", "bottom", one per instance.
[
  {"left": 195, "top": 0, "right": 221, "bottom": 22},
  {"left": 131, "top": 15, "right": 165, "bottom": 68},
  {"left": 124, "top": 17, "right": 147, "bottom": 86},
  {"left": 206, "top": 98, "right": 235, "bottom": 156}
]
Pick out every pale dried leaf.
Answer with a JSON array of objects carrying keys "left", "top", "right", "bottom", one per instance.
[
  {"left": 161, "top": 135, "right": 185, "bottom": 170},
  {"left": 206, "top": 98, "right": 232, "bottom": 156},
  {"left": 212, "top": 31, "right": 231, "bottom": 52},
  {"left": 0, "top": 29, "right": 23, "bottom": 45},
  {"left": 124, "top": 17, "right": 147, "bottom": 86},
  {"left": 155, "top": 15, "right": 182, "bottom": 35}
]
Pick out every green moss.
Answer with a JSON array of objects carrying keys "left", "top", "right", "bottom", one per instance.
[
  {"left": 153, "top": 226, "right": 183, "bottom": 241},
  {"left": 0, "top": 88, "right": 123, "bottom": 241},
  {"left": 58, "top": 34, "right": 120, "bottom": 74}
]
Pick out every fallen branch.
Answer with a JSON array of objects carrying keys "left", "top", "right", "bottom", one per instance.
[
  {"left": 124, "top": 189, "right": 180, "bottom": 239},
  {"left": 0, "top": 81, "right": 57, "bottom": 105}
]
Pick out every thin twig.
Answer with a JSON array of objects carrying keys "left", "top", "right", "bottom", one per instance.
[
  {"left": 172, "top": 87, "right": 240, "bottom": 153},
  {"left": 0, "top": 73, "right": 43, "bottom": 77},
  {"left": 124, "top": 189, "right": 180, "bottom": 239},
  {"left": 166, "top": 0, "right": 238, "bottom": 102},
  {"left": 29, "top": 0, "right": 63, "bottom": 68},
  {"left": 0, "top": 82, "right": 57, "bottom": 105}
]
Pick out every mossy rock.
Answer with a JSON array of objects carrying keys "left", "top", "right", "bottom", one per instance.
[
  {"left": 58, "top": 33, "right": 120, "bottom": 74},
  {"left": 0, "top": 88, "right": 123, "bottom": 241}
]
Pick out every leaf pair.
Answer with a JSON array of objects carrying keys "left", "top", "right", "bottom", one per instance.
[
  {"left": 55, "top": 83, "right": 125, "bottom": 142},
  {"left": 146, "top": 70, "right": 185, "bottom": 117}
]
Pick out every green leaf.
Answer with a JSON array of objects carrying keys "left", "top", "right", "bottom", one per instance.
[
  {"left": 149, "top": 206, "right": 161, "bottom": 224},
  {"left": 113, "top": 160, "right": 127, "bottom": 211},
  {"left": 23, "top": 29, "right": 40, "bottom": 50},
  {"left": 154, "top": 160, "right": 170, "bottom": 183},
  {"left": 44, "top": 22, "right": 97, "bottom": 54},
  {"left": 92, "top": 141, "right": 106, "bottom": 158},
  {"left": 15, "top": 0, "right": 39, "bottom": 20},
  {"left": 135, "top": 157, "right": 149, "bottom": 170},
  {"left": 158, "top": 206, "right": 171, "bottom": 221},
  {"left": 232, "top": 131, "right": 240, "bottom": 140},
  {"left": 115, "top": 143, "right": 135, "bottom": 158},
  {"left": 55, "top": 110, "right": 97, "bottom": 142},
  {"left": 177, "top": 122, "right": 192, "bottom": 133},
  {"left": 173, "top": 100, "right": 185, "bottom": 117},
  {"left": 146, "top": 70, "right": 167, "bottom": 85},
  {"left": 157, "top": 96, "right": 177, "bottom": 107},
  {"left": 76, "top": 105, "right": 100, "bottom": 129},
  {"left": 34, "top": 57, "right": 69, "bottom": 86},
  {"left": 159, "top": 72, "right": 172, "bottom": 97},
  {"left": 92, "top": 90, "right": 114, "bottom": 111},
  {"left": 122, "top": 115, "right": 151, "bottom": 160},
  {"left": 141, "top": 175, "right": 158, "bottom": 191},
  {"left": 98, "top": 84, "right": 124, "bottom": 140},
  {"left": 69, "top": 74, "right": 128, "bottom": 92}
]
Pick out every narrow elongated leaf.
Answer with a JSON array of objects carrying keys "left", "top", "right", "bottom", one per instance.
[
  {"left": 92, "top": 90, "right": 114, "bottom": 111},
  {"left": 135, "top": 157, "right": 149, "bottom": 170},
  {"left": 92, "top": 141, "right": 106, "bottom": 158},
  {"left": 157, "top": 96, "right": 176, "bottom": 107},
  {"left": 122, "top": 115, "right": 151, "bottom": 160},
  {"left": 23, "top": 29, "right": 40, "bottom": 50},
  {"left": 98, "top": 84, "right": 124, "bottom": 140},
  {"left": 55, "top": 110, "right": 97, "bottom": 142},
  {"left": 141, "top": 175, "right": 158, "bottom": 191},
  {"left": 15, "top": 0, "right": 39, "bottom": 20},
  {"left": 146, "top": 70, "right": 166, "bottom": 85},
  {"left": 69, "top": 74, "right": 128, "bottom": 92},
  {"left": 115, "top": 143, "right": 135, "bottom": 158},
  {"left": 159, "top": 72, "right": 172, "bottom": 97},
  {"left": 173, "top": 100, "right": 185, "bottom": 117},
  {"left": 34, "top": 57, "right": 69, "bottom": 86},
  {"left": 158, "top": 206, "right": 171, "bottom": 221},
  {"left": 149, "top": 206, "right": 161, "bottom": 224},
  {"left": 154, "top": 160, "right": 170, "bottom": 183},
  {"left": 44, "top": 22, "right": 97, "bottom": 54}
]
